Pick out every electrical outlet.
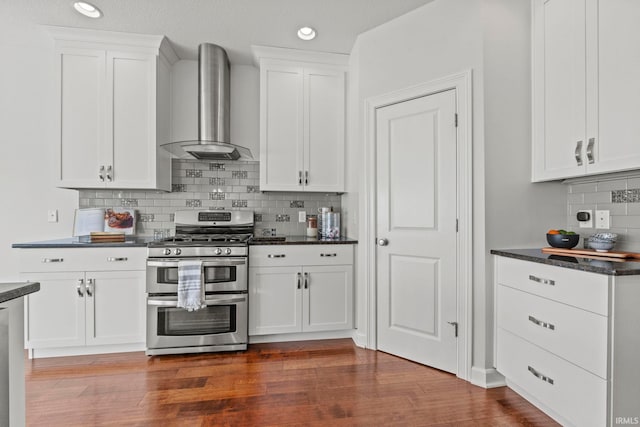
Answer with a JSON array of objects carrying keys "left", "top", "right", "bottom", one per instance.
[
  {"left": 298, "top": 211, "right": 306, "bottom": 223},
  {"left": 577, "top": 209, "right": 593, "bottom": 228},
  {"left": 595, "top": 210, "right": 610, "bottom": 229},
  {"left": 47, "top": 209, "right": 58, "bottom": 223}
]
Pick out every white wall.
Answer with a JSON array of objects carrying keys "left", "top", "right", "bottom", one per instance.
[{"left": 347, "top": 0, "right": 567, "bottom": 379}]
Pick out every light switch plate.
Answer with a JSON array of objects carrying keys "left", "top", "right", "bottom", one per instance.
[
  {"left": 595, "top": 210, "right": 610, "bottom": 229},
  {"left": 47, "top": 209, "right": 58, "bottom": 223},
  {"left": 577, "top": 209, "right": 593, "bottom": 228},
  {"left": 298, "top": 211, "right": 306, "bottom": 223}
]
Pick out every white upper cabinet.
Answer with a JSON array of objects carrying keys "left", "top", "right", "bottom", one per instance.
[
  {"left": 532, "top": 0, "right": 640, "bottom": 181},
  {"left": 253, "top": 46, "right": 347, "bottom": 192},
  {"left": 49, "top": 27, "right": 177, "bottom": 190}
]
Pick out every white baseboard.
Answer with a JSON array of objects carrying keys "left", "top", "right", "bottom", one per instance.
[
  {"left": 352, "top": 331, "right": 368, "bottom": 349},
  {"left": 470, "top": 366, "right": 506, "bottom": 388},
  {"left": 29, "top": 343, "right": 145, "bottom": 359},
  {"left": 248, "top": 329, "right": 354, "bottom": 344}
]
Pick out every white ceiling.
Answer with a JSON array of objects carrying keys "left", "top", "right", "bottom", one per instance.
[{"left": 5, "top": 0, "right": 434, "bottom": 64}]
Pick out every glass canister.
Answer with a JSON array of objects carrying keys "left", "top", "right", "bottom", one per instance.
[{"left": 306, "top": 215, "right": 318, "bottom": 238}]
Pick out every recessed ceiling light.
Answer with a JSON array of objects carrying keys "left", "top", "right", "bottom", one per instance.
[
  {"left": 297, "top": 26, "right": 317, "bottom": 41},
  {"left": 73, "top": 2, "right": 102, "bottom": 18}
]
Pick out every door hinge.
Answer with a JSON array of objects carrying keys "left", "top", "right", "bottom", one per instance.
[
  {"left": 456, "top": 219, "right": 459, "bottom": 232},
  {"left": 454, "top": 113, "right": 458, "bottom": 127},
  {"left": 447, "top": 321, "right": 459, "bottom": 337}
]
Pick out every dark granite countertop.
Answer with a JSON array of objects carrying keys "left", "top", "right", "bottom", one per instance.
[
  {"left": 249, "top": 236, "right": 358, "bottom": 245},
  {"left": 491, "top": 248, "right": 640, "bottom": 276},
  {"left": 0, "top": 282, "right": 40, "bottom": 304},
  {"left": 12, "top": 236, "right": 153, "bottom": 248}
]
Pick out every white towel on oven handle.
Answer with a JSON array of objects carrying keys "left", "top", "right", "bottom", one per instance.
[{"left": 177, "top": 260, "right": 205, "bottom": 311}]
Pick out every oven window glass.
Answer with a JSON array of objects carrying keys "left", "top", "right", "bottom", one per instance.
[
  {"left": 156, "top": 266, "right": 237, "bottom": 284},
  {"left": 157, "top": 305, "right": 237, "bottom": 336}
]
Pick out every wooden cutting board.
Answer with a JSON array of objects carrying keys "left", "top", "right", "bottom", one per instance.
[{"left": 542, "top": 247, "right": 640, "bottom": 260}]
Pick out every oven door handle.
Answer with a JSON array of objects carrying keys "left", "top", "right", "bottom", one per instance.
[
  {"left": 147, "top": 295, "right": 247, "bottom": 307},
  {"left": 146, "top": 259, "right": 246, "bottom": 268}
]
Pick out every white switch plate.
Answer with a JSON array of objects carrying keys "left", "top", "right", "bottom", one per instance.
[
  {"left": 298, "top": 211, "right": 306, "bottom": 223},
  {"left": 47, "top": 209, "right": 58, "bottom": 223},
  {"left": 577, "top": 209, "right": 593, "bottom": 228},
  {"left": 595, "top": 210, "right": 610, "bottom": 229}
]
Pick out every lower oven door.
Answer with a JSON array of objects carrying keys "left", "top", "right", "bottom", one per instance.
[{"left": 146, "top": 294, "right": 247, "bottom": 354}]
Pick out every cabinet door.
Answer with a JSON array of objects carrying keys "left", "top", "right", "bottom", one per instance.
[
  {"left": 24, "top": 272, "right": 86, "bottom": 348},
  {"left": 532, "top": 0, "right": 587, "bottom": 181},
  {"left": 304, "top": 68, "right": 345, "bottom": 192},
  {"left": 585, "top": 0, "right": 640, "bottom": 174},
  {"left": 259, "top": 63, "right": 304, "bottom": 191},
  {"left": 56, "top": 47, "right": 106, "bottom": 188},
  {"left": 302, "top": 265, "right": 353, "bottom": 332},
  {"left": 106, "top": 51, "right": 157, "bottom": 188},
  {"left": 249, "top": 266, "right": 302, "bottom": 335},
  {"left": 86, "top": 270, "right": 145, "bottom": 346}
]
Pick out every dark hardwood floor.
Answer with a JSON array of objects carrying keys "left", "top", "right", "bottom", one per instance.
[{"left": 25, "top": 339, "right": 558, "bottom": 426}]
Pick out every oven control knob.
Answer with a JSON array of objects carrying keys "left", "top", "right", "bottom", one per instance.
[
  {"left": 214, "top": 248, "right": 222, "bottom": 255},
  {"left": 225, "top": 248, "right": 232, "bottom": 255},
  {"left": 163, "top": 248, "right": 171, "bottom": 256},
  {"left": 174, "top": 248, "right": 182, "bottom": 255}
]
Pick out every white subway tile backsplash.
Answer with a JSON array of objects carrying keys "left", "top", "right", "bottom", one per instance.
[{"left": 79, "top": 160, "right": 341, "bottom": 237}]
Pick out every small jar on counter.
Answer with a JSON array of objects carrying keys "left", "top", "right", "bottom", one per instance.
[{"left": 306, "top": 215, "right": 318, "bottom": 238}]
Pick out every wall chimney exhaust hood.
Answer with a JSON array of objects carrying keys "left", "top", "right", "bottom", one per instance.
[{"left": 162, "top": 43, "right": 253, "bottom": 161}]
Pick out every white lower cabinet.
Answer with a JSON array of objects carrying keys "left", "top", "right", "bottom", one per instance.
[
  {"left": 494, "top": 256, "right": 640, "bottom": 427},
  {"left": 249, "top": 245, "right": 354, "bottom": 337},
  {"left": 18, "top": 248, "right": 146, "bottom": 357}
]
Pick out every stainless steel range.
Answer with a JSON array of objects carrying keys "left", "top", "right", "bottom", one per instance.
[{"left": 145, "top": 210, "right": 253, "bottom": 355}]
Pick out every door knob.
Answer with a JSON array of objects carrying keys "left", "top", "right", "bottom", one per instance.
[{"left": 377, "top": 238, "right": 388, "bottom": 246}]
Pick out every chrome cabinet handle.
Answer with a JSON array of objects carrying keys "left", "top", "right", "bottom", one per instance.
[
  {"left": 107, "top": 257, "right": 128, "bottom": 262},
  {"left": 305, "top": 171, "right": 309, "bottom": 185},
  {"left": 42, "top": 258, "right": 63, "bottom": 263},
  {"left": 587, "top": 138, "right": 595, "bottom": 164},
  {"left": 377, "top": 238, "right": 388, "bottom": 246},
  {"left": 575, "top": 141, "right": 583, "bottom": 166},
  {"left": 297, "top": 272, "right": 302, "bottom": 289},
  {"left": 298, "top": 171, "right": 303, "bottom": 185},
  {"left": 304, "top": 272, "right": 309, "bottom": 289},
  {"left": 528, "top": 315, "right": 555, "bottom": 331},
  {"left": 76, "top": 279, "right": 84, "bottom": 297},
  {"left": 99, "top": 165, "right": 105, "bottom": 181},
  {"left": 106, "top": 165, "right": 113, "bottom": 181},
  {"left": 528, "top": 366, "right": 554, "bottom": 385},
  {"left": 528, "top": 275, "right": 555, "bottom": 286},
  {"left": 267, "top": 254, "right": 286, "bottom": 258},
  {"left": 86, "top": 278, "right": 93, "bottom": 297},
  {"left": 320, "top": 253, "right": 337, "bottom": 257}
]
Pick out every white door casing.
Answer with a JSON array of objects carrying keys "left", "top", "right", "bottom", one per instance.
[
  {"left": 363, "top": 71, "right": 472, "bottom": 381},
  {"left": 375, "top": 90, "right": 458, "bottom": 373}
]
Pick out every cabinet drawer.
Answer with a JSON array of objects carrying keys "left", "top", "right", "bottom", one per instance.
[
  {"left": 497, "top": 328, "right": 607, "bottom": 427},
  {"left": 496, "top": 257, "right": 608, "bottom": 315},
  {"left": 249, "top": 245, "right": 353, "bottom": 267},
  {"left": 19, "top": 248, "right": 146, "bottom": 272},
  {"left": 497, "top": 285, "right": 608, "bottom": 378}
]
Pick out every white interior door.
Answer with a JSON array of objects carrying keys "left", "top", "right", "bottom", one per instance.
[{"left": 376, "top": 89, "right": 458, "bottom": 374}]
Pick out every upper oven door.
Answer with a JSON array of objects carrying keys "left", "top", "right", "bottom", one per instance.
[{"left": 146, "top": 257, "right": 247, "bottom": 293}]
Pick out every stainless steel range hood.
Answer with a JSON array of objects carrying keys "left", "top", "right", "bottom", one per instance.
[{"left": 162, "top": 43, "right": 253, "bottom": 161}]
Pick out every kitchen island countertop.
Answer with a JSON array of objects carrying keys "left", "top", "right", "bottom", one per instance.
[
  {"left": 491, "top": 248, "right": 640, "bottom": 276},
  {"left": 0, "top": 281, "right": 40, "bottom": 304}
]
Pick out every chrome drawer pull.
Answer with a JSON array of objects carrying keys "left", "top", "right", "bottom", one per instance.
[
  {"left": 304, "top": 272, "right": 309, "bottom": 289},
  {"left": 267, "top": 254, "right": 286, "bottom": 258},
  {"left": 586, "top": 138, "right": 595, "bottom": 164},
  {"left": 297, "top": 272, "right": 302, "bottom": 289},
  {"left": 42, "top": 258, "right": 64, "bottom": 263},
  {"left": 528, "top": 315, "right": 555, "bottom": 331},
  {"left": 575, "top": 140, "right": 583, "bottom": 166},
  {"left": 320, "top": 253, "right": 337, "bottom": 257},
  {"left": 107, "top": 257, "right": 128, "bottom": 262},
  {"left": 528, "top": 274, "right": 555, "bottom": 286},
  {"left": 76, "top": 279, "right": 84, "bottom": 297},
  {"left": 528, "top": 366, "right": 554, "bottom": 385}
]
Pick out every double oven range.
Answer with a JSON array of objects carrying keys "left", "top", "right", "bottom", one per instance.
[{"left": 145, "top": 210, "right": 253, "bottom": 355}]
